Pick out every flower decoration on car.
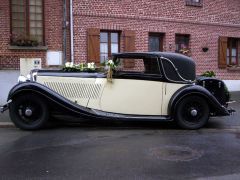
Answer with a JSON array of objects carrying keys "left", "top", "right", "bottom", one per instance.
[
  {"left": 106, "top": 60, "right": 116, "bottom": 82},
  {"left": 62, "top": 60, "right": 118, "bottom": 82},
  {"left": 63, "top": 62, "right": 96, "bottom": 72}
]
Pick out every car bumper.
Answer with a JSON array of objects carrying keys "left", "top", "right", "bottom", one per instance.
[{"left": 0, "top": 100, "right": 11, "bottom": 113}]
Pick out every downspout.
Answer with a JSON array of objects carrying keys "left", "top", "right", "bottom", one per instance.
[
  {"left": 70, "top": 0, "right": 74, "bottom": 63},
  {"left": 63, "top": 0, "right": 67, "bottom": 64}
]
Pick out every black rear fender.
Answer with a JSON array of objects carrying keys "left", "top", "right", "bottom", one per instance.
[{"left": 168, "top": 85, "right": 230, "bottom": 117}]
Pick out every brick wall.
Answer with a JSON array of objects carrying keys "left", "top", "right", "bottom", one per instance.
[
  {"left": 1, "top": 0, "right": 240, "bottom": 80},
  {"left": 0, "top": 0, "right": 67, "bottom": 70},
  {"left": 73, "top": 0, "right": 240, "bottom": 80}
]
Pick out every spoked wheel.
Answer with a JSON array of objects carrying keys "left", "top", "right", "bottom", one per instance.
[
  {"left": 175, "top": 96, "right": 210, "bottom": 130},
  {"left": 9, "top": 94, "right": 49, "bottom": 130}
]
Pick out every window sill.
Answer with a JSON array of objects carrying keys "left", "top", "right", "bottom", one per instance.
[
  {"left": 227, "top": 66, "right": 240, "bottom": 71},
  {"left": 8, "top": 45, "right": 48, "bottom": 51}
]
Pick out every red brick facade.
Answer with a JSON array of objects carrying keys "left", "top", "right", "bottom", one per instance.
[
  {"left": 0, "top": 0, "right": 67, "bottom": 70},
  {"left": 0, "top": 0, "right": 240, "bottom": 79}
]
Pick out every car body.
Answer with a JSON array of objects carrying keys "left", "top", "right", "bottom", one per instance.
[{"left": 0, "top": 52, "right": 233, "bottom": 130}]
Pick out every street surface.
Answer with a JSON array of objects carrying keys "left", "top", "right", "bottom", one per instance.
[{"left": 0, "top": 102, "right": 239, "bottom": 180}]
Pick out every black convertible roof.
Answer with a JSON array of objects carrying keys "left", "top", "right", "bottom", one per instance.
[
  {"left": 113, "top": 52, "right": 194, "bottom": 63},
  {"left": 113, "top": 52, "right": 196, "bottom": 82}
]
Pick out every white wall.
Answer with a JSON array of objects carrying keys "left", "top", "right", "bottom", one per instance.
[{"left": 223, "top": 80, "right": 240, "bottom": 92}]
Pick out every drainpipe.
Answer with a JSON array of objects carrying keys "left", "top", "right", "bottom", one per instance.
[
  {"left": 70, "top": 0, "right": 74, "bottom": 63},
  {"left": 63, "top": 0, "right": 67, "bottom": 64}
]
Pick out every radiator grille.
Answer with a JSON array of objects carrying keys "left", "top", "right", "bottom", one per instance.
[{"left": 44, "top": 82, "right": 103, "bottom": 99}]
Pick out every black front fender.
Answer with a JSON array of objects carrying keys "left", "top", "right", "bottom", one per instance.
[
  {"left": 7, "top": 82, "right": 97, "bottom": 119},
  {"left": 168, "top": 85, "right": 230, "bottom": 117}
]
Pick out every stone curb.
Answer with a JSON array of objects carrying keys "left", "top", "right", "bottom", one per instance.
[{"left": 0, "top": 122, "right": 15, "bottom": 128}]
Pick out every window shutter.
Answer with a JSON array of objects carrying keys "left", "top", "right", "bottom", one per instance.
[
  {"left": 123, "top": 30, "right": 136, "bottom": 68},
  {"left": 218, "top": 37, "right": 228, "bottom": 68},
  {"left": 87, "top": 28, "right": 100, "bottom": 63}
]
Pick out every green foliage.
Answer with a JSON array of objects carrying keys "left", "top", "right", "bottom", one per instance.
[{"left": 201, "top": 71, "right": 216, "bottom": 77}]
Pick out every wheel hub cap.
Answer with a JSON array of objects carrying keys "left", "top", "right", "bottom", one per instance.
[
  {"left": 190, "top": 109, "right": 198, "bottom": 117},
  {"left": 25, "top": 108, "right": 33, "bottom": 117}
]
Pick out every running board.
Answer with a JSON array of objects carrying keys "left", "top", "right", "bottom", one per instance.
[{"left": 91, "top": 109, "right": 172, "bottom": 121}]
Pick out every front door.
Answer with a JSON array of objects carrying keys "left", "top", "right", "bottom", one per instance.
[{"left": 99, "top": 56, "right": 163, "bottom": 115}]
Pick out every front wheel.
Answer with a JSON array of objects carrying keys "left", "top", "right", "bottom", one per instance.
[
  {"left": 175, "top": 96, "right": 209, "bottom": 130},
  {"left": 9, "top": 94, "right": 49, "bottom": 130}
]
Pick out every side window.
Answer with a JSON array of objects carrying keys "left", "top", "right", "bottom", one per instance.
[{"left": 115, "top": 57, "right": 161, "bottom": 76}]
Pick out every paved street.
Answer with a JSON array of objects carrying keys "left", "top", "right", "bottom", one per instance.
[
  {"left": 0, "top": 71, "right": 240, "bottom": 179},
  {"left": 0, "top": 101, "right": 239, "bottom": 180}
]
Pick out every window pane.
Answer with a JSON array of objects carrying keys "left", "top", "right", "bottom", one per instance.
[
  {"left": 12, "top": 5, "right": 25, "bottom": 13},
  {"left": 35, "top": 36, "right": 43, "bottom": 43},
  {"left": 227, "top": 57, "right": 230, "bottom": 65},
  {"left": 232, "top": 48, "right": 237, "bottom": 56},
  {"left": 100, "top": 43, "right": 108, "bottom": 54},
  {"left": 29, "top": 0, "right": 36, "bottom": 5},
  {"left": 36, "top": 6, "right": 42, "bottom": 13},
  {"left": 12, "top": 20, "right": 25, "bottom": 28},
  {"left": 100, "top": 54, "right": 108, "bottom": 63},
  {"left": 12, "top": 27, "right": 25, "bottom": 34},
  {"left": 231, "top": 57, "right": 237, "bottom": 65},
  {"left": 30, "top": 6, "right": 36, "bottom": 13},
  {"left": 36, "top": 28, "right": 42, "bottom": 35},
  {"left": 30, "top": 28, "right": 36, "bottom": 35},
  {"left": 36, "top": 0, "right": 42, "bottom": 6},
  {"left": 100, "top": 32, "right": 108, "bottom": 42},
  {"left": 149, "top": 36, "right": 160, "bottom": 51},
  {"left": 111, "top": 33, "right": 118, "bottom": 43},
  {"left": 111, "top": 43, "right": 118, "bottom": 53},
  {"left": 30, "top": 21, "right": 36, "bottom": 27},
  {"left": 36, "top": 14, "right": 42, "bottom": 21},
  {"left": 12, "top": 0, "right": 24, "bottom": 5},
  {"left": 12, "top": 13, "right": 25, "bottom": 20},
  {"left": 175, "top": 34, "right": 190, "bottom": 53}
]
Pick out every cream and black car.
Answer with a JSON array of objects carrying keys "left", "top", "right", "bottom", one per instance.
[{"left": 0, "top": 52, "right": 233, "bottom": 130}]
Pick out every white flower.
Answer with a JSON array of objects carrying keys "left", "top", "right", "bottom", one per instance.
[
  {"left": 65, "top": 62, "right": 71, "bottom": 67},
  {"left": 65, "top": 62, "right": 74, "bottom": 68},
  {"left": 87, "top": 63, "right": 91, "bottom": 68},
  {"left": 108, "top": 60, "right": 114, "bottom": 65},
  {"left": 87, "top": 62, "right": 95, "bottom": 69}
]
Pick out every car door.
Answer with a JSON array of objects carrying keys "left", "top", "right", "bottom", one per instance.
[{"left": 98, "top": 57, "right": 164, "bottom": 116}]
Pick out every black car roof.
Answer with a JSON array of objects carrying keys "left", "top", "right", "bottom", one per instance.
[
  {"left": 113, "top": 52, "right": 196, "bottom": 82},
  {"left": 113, "top": 51, "right": 191, "bottom": 59}
]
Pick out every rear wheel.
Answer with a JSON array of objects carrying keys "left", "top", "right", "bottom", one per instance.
[
  {"left": 175, "top": 96, "right": 209, "bottom": 130},
  {"left": 9, "top": 94, "right": 49, "bottom": 130}
]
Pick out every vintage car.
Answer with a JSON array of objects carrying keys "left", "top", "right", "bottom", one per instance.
[{"left": 0, "top": 52, "right": 234, "bottom": 130}]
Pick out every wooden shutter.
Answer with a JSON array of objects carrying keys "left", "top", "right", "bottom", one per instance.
[
  {"left": 87, "top": 28, "right": 100, "bottom": 63},
  {"left": 123, "top": 30, "right": 136, "bottom": 68},
  {"left": 218, "top": 37, "right": 228, "bottom": 68}
]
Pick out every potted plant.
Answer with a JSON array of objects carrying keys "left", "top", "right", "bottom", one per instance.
[{"left": 10, "top": 33, "right": 39, "bottom": 47}]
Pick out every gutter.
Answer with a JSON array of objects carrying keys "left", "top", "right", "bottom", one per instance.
[
  {"left": 70, "top": 0, "right": 74, "bottom": 63},
  {"left": 63, "top": 0, "right": 67, "bottom": 64}
]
